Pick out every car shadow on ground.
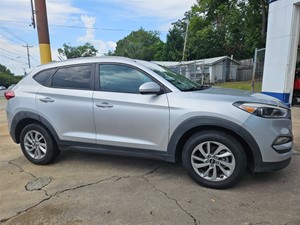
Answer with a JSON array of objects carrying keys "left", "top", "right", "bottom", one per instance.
[{"left": 54, "top": 150, "right": 292, "bottom": 190}]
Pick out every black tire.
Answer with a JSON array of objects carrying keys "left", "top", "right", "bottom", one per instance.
[
  {"left": 182, "top": 130, "right": 247, "bottom": 189},
  {"left": 292, "top": 97, "right": 297, "bottom": 105},
  {"left": 20, "top": 123, "right": 60, "bottom": 165}
]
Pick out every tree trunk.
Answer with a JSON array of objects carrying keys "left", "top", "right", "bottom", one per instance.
[{"left": 260, "top": 0, "right": 268, "bottom": 44}]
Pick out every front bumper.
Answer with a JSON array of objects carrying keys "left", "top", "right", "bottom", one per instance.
[{"left": 253, "top": 157, "right": 291, "bottom": 173}]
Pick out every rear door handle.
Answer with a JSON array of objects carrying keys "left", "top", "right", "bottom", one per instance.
[
  {"left": 95, "top": 102, "right": 113, "bottom": 108},
  {"left": 39, "top": 97, "right": 55, "bottom": 103}
]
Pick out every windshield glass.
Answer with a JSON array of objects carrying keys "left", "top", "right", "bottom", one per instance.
[{"left": 137, "top": 60, "right": 205, "bottom": 91}]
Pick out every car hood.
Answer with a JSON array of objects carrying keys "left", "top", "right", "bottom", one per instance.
[{"left": 191, "top": 87, "right": 288, "bottom": 108}]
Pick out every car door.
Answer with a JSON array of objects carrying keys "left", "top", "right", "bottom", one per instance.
[
  {"left": 93, "top": 63, "right": 169, "bottom": 151},
  {"left": 36, "top": 64, "right": 96, "bottom": 144}
]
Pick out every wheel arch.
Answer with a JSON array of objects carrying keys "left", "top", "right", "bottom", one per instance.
[
  {"left": 10, "top": 111, "right": 60, "bottom": 145},
  {"left": 167, "top": 117, "right": 261, "bottom": 171}
]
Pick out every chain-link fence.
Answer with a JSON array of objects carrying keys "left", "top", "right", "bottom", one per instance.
[
  {"left": 161, "top": 51, "right": 265, "bottom": 91},
  {"left": 251, "top": 48, "right": 265, "bottom": 92},
  {"left": 167, "top": 58, "right": 239, "bottom": 85}
]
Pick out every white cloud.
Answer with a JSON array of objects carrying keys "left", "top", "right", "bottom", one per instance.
[
  {"left": 77, "top": 15, "right": 96, "bottom": 42},
  {"left": 77, "top": 15, "right": 116, "bottom": 55},
  {"left": 46, "top": 0, "right": 83, "bottom": 25},
  {"left": 121, "top": 0, "right": 197, "bottom": 20},
  {"left": 0, "top": 0, "right": 83, "bottom": 28},
  {"left": 0, "top": 0, "right": 31, "bottom": 24},
  {"left": 159, "top": 22, "right": 175, "bottom": 32}
]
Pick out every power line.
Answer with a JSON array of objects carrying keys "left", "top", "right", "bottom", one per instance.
[
  {"left": 0, "top": 47, "right": 26, "bottom": 57},
  {"left": 0, "top": 31, "right": 24, "bottom": 46},
  {"left": 0, "top": 24, "right": 28, "bottom": 44},
  {"left": 0, "top": 41, "right": 24, "bottom": 52},
  {"left": 0, "top": 39, "right": 40, "bottom": 63},
  {"left": 49, "top": 24, "right": 132, "bottom": 32},
  {"left": 0, "top": 24, "right": 41, "bottom": 60},
  {"left": 0, "top": 40, "right": 39, "bottom": 64},
  {"left": 0, "top": 52, "right": 27, "bottom": 63},
  {"left": 0, "top": 53, "right": 28, "bottom": 65},
  {"left": 0, "top": 19, "right": 168, "bottom": 32},
  {"left": 30, "top": 55, "right": 40, "bottom": 64}
]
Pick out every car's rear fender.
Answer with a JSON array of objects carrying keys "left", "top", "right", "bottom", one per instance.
[{"left": 10, "top": 111, "right": 60, "bottom": 144}]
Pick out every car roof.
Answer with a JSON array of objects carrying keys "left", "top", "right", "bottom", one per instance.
[{"left": 28, "top": 56, "right": 137, "bottom": 75}]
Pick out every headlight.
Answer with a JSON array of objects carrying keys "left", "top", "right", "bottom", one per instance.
[{"left": 233, "top": 102, "right": 290, "bottom": 118}]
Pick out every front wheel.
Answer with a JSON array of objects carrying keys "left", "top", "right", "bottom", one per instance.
[
  {"left": 20, "top": 123, "right": 60, "bottom": 165},
  {"left": 182, "top": 130, "right": 247, "bottom": 189}
]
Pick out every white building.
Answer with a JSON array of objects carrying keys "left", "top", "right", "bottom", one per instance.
[
  {"left": 154, "top": 56, "right": 240, "bottom": 84},
  {"left": 262, "top": 0, "right": 300, "bottom": 105}
]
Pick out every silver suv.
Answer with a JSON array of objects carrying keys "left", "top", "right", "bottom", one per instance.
[{"left": 5, "top": 57, "right": 293, "bottom": 189}]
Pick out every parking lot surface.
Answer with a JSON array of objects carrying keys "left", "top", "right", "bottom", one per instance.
[{"left": 1, "top": 98, "right": 300, "bottom": 225}]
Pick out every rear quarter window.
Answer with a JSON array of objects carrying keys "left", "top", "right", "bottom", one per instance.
[{"left": 33, "top": 68, "right": 57, "bottom": 86}]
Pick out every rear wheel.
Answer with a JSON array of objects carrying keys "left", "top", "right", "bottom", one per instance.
[
  {"left": 20, "top": 124, "right": 59, "bottom": 165},
  {"left": 182, "top": 130, "right": 247, "bottom": 189}
]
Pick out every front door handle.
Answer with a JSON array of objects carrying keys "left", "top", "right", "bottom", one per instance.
[
  {"left": 95, "top": 102, "right": 113, "bottom": 108},
  {"left": 39, "top": 97, "right": 55, "bottom": 103}
]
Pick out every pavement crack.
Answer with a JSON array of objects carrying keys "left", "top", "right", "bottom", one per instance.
[
  {"left": 8, "top": 159, "right": 53, "bottom": 193},
  {"left": 142, "top": 175, "right": 199, "bottom": 225},
  {"left": 112, "top": 167, "right": 199, "bottom": 224},
  {"left": 8, "top": 159, "right": 37, "bottom": 179},
  {"left": 143, "top": 166, "right": 161, "bottom": 176},
  {"left": 0, "top": 176, "right": 117, "bottom": 223},
  {"left": 53, "top": 176, "right": 118, "bottom": 196},
  {"left": 113, "top": 167, "right": 161, "bottom": 182},
  {"left": 0, "top": 196, "right": 51, "bottom": 223}
]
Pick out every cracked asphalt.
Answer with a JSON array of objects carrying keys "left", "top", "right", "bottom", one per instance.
[{"left": 1, "top": 98, "right": 300, "bottom": 225}]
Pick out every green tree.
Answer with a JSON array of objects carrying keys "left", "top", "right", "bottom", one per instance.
[
  {"left": 163, "top": 20, "right": 186, "bottom": 61},
  {"left": 165, "top": 0, "right": 268, "bottom": 60},
  {"left": 58, "top": 42, "right": 98, "bottom": 59},
  {"left": 0, "top": 64, "right": 14, "bottom": 76},
  {"left": 0, "top": 64, "right": 22, "bottom": 87},
  {"left": 113, "top": 28, "right": 164, "bottom": 61}
]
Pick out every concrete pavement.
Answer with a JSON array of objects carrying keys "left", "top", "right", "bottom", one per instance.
[{"left": 0, "top": 97, "right": 300, "bottom": 225}]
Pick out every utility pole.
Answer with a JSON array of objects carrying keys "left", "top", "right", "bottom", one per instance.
[
  {"left": 182, "top": 20, "right": 189, "bottom": 61},
  {"left": 34, "top": 0, "right": 52, "bottom": 64},
  {"left": 23, "top": 44, "right": 33, "bottom": 68}
]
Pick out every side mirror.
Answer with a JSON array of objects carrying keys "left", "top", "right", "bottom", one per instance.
[{"left": 139, "top": 82, "right": 162, "bottom": 95}]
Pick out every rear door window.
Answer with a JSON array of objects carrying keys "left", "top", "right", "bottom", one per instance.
[{"left": 51, "top": 65, "right": 92, "bottom": 90}]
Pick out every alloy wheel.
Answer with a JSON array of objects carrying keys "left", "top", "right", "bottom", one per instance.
[
  {"left": 24, "top": 130, "right": 47, "bottom": 160},
  {"left": 191, "top": 141, "right": 236, "bottom": 181}
]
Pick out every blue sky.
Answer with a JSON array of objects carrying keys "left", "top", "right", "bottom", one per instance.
[{"left": 0, "top": 0, "right": 196, "bottom": 75}]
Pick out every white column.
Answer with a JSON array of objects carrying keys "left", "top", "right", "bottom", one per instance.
[{"left": 262, "top": 0, "right": 300, "bottom": 105}]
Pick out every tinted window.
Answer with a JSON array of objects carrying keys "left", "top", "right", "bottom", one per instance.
[
  {"left": 99, "top": 64, "right": 153, "bottom": 93},
  {"left": 52, "top": 65, "right": 92, "bottom": 90},
  {"left": 34, "top": 68, "right": 56, "bottom": 85}
]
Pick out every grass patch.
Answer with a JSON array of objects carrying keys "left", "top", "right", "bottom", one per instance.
[{"left": 214, "top": 81, "right": 262, "bottom": 93}]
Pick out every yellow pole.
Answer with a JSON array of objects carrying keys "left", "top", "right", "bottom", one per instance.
[{"left": 34, "top": 0, "right": 52, "bottom": 64}]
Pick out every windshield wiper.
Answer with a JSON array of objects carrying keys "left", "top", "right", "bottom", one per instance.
[{"left": 182, "top": 85, "right": 211, "bottom": 92}]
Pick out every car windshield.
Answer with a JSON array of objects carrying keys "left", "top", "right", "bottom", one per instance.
[{"left": 138, "top": 60, "right": 208, "bottom": 91}]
